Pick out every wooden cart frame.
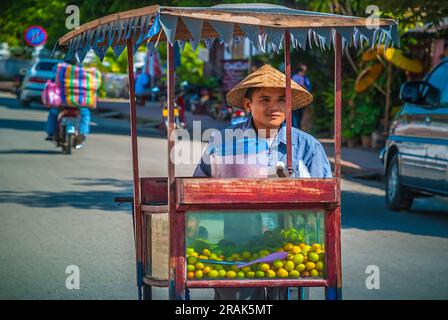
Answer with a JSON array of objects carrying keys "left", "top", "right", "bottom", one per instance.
[{"left": 58, "top": 3, "right": 399, "bottom": 300}]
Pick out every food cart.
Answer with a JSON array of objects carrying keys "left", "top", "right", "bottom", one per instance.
[{"left": 58, "top": 3, "right": 399, "bottom": 300}]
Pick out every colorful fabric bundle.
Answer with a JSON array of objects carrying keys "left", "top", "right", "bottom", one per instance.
[
  {"left": 56, "top": 63, "right": 102, "bottom": 108},
  {"left": 41, "top": 80, "right": 62, "bottom": 108}
]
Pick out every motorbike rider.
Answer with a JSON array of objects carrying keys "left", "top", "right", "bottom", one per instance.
[
  {"left": 45, "top": 61, "right": 100, "bottom": 148},
  {"left": 45, "top": 106, "right": 91, "bottom": 148}
]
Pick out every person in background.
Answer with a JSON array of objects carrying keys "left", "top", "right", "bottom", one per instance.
[
  {"left": 291, "top": 63, "right": 312, "bottom": 130},
  {"left": 135, "top": 67, "right": 150, "bottom": 106}
]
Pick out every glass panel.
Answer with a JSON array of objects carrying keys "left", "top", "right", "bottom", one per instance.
[
  {"left": 186, "top": 210, "right": 326, "bottom": 281},
  {"left": 427, "top": 61, "right": 448, "bottom": 91},
  {"left": 145, "top": 213, "right": 169, "bottom": 279}
]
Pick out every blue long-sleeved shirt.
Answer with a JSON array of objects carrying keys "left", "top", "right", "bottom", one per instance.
[{"left": 193, "top": 115, "right": 332, "bottom": 179}]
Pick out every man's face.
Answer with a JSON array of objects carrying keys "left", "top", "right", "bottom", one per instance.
[{"left": 243, "top": 87, "right": 286, "bottom": 130}]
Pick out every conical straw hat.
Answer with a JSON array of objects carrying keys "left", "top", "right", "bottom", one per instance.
[{"left": 226, "top": 64, "right": 313, "bottom": 110}]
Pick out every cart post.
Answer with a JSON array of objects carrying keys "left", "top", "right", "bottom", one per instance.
[
  {"left": 326, "top": 31, "right": 343, "bottom": 300},
  {"left": 167, "top": 41, "right": 186, "bottom": 300},
  {"left": 284, "top": 30, "right": 293, "bottom": 175},
  {"left": 126, "top": 37, "right": 144, "bottom": 300}
]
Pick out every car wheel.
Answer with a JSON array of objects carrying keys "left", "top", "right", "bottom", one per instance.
[{"left": 385, "top": 154, "right": 414, "bottom": 211}]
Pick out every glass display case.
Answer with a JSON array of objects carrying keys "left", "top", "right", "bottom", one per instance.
[{"left": 185, "top": 210, "right": 326, "bottom": 280}]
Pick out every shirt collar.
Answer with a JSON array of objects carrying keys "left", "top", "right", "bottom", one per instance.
[{"left": 243, "top": 114, "right": 288, "bottom": 145}]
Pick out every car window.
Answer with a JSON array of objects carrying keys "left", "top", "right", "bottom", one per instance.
[
  {"left": 35, "top": 62, "right": 57, "bottom": 71},
  {"left": 440, "top": 78, "right": 448, "bottom": 107},
  {"left": 427, "top": 61, "right": 448, "bottom": 91}
]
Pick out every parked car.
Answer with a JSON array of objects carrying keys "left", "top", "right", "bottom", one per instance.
[
  {"left": 18, "top": 58, "right": 62, "bottom": 107},
  {"left": 380, "top": 58, "right": 448, "bottom": 211}
]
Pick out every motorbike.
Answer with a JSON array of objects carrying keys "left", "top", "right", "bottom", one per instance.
[
  {"left": 180, "top": 81, "right": 200, "bottom": 113},
  {"left": 159, "top": 90, "right": 187, "bottom": 134},
  {"left": 52, "top": 107, "right": 84, "bottom": 154}
]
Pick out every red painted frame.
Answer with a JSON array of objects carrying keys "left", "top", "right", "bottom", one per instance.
[{"left": 127, "top": 32, "right": 343, "bottom": 300}]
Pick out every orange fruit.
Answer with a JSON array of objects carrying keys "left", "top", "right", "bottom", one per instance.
[
  {"left": 266, "top": 270, "right": 276, "bottom": 278},
  {"left": 276, "top": 268, "right": 289, "bottom": 278},
  {"left": 195, "top": 262, "right": 205, "bottom": 270},
  {"left": 259, "top": 263, "right": 270, "bottom": 272},
  {"left": 305, "top": 262, "right": 315, "bottom": 271},
  {"left": 292, "top": 246, "right": 301, "bottom": 254},
  {"left": 203, "top": 266, "right": 211, "bottom": 274}
]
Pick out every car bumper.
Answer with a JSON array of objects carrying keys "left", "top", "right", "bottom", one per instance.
[{"left": 20, "top": 88, "right": 43, "bottom": 101}]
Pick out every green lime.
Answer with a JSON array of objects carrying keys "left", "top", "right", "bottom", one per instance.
[
  {"left": 187, "top": 264, "right": 195, "bottom": 272},
  {"left": 208, "top": 270, "right": 219, "bottom": 278}
]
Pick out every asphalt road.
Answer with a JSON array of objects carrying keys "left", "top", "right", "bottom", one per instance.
[{"left": 1, "top": 92, "right": 447, "bottom": 300}]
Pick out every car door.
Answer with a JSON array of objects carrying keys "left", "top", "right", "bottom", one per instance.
[
  {"left": 396, "top": 103, "right": 432, "bottom": 188},
  {"left": 426, "top": 61, "right": 448, "bottom": 194}
]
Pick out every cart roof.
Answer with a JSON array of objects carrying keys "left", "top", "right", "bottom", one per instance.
[{"left": 58, "top": 3, "right": 399, "bottom": 62}]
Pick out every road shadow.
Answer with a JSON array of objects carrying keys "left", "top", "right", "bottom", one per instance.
[
  {"left": 341, "top": 181, "right": 448, "bottom": 238},
  {"left": 0, "top": 109, "right": 161, "bottom": 140},
  {"left": 68, "top": 177, "right": 132, "bottom": 189},
  {"left": 0, "top": 177, "right": 134, "bottom": 212},
  {"left": 0, "top": 96, "right": 46, "bottom": 112},
  {"left": 89, "top": 120, "right": 162, "bottom": 138},
  {"left": 0, "top": 118, "right": 46, "bottom": 132},
  {"left": 0, "top": 149, "right": 60, "bottom": 155},
  {"left": 0, "top": 189, "right": 133, "bottom": 212}
]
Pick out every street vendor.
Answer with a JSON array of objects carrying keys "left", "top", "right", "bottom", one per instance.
[
  {"left": 193, "top": 64, "right": 332, "bottom": 300},
  {"left": 194, "top": 64, "right": 331, "bottom": 179}
]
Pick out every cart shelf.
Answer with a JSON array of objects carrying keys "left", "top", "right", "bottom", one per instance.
[
  {"left": 141, "top": 177, "right": 339, "bottom": 210},
  {"left": 176, "top": 177, "right": 338, "bottom": 210},
  {"left": 143, "top": 276, "right": 327, "bottom": 289},
  {"left": 143, "top": 275, "right": 169, "bottom": 287},
  {"left": 187, "top": 279, "right": 327, "bottom": 288},
  {"left": 141, "top": 204, "right": 168, "bottom": 214}
]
